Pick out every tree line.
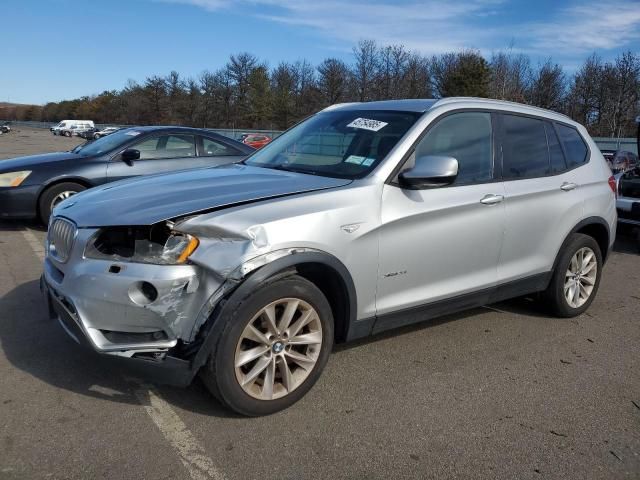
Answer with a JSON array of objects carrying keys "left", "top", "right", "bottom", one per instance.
[{"left": 4, "top": 41, "right": 640, "bottom": 137}]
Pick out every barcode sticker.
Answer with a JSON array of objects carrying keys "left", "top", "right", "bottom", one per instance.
[{"left": 346, "top": 118, "right": 388, "bottom": 132}]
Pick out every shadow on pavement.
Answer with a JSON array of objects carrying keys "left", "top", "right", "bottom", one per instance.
[{"left": 0, "top": 279, "right": 235, "bottom": 417}]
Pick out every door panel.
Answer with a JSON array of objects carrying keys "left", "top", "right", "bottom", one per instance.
[
  {"left": 377, "top": 183, "right": 505, "bottom": 315},
  {"left": 497, "top": 116, "right": 584, "bottom": 282},
  {"left": 376, "top": 111, "right": 504, "bottom": 316},
  {"left": 498, "top": 174, "right": 583, "bottom": 282}
]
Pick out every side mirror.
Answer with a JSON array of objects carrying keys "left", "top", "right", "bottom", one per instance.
[
  {"left": 121, "top": 148, "right": 140, "bottom": 165},
  {"left": 398, "top": 155, "right": 459, "bottom": 189}
]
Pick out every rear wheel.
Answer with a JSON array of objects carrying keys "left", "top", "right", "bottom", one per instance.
[
  {"left": 38, "top": 182, "right": 86, "bottom": 224},
  {"left": 544, "top": 233, "right": 602, "bottom": 317},
  {"left": 201, "top": 275, "right": 333, "bottom": 416}
]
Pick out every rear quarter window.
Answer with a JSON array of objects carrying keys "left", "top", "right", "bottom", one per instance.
[{"left": 556, "top": 124, "right": 588, "bottom": 168}]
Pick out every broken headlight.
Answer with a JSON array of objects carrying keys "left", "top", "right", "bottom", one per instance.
[{"left": 84, "top": 224, "right": 199, "bottom": 265}]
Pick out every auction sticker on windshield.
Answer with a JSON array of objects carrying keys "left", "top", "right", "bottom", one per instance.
[{"left": 347, "top": 118, "right": 388, "bottom": 132}]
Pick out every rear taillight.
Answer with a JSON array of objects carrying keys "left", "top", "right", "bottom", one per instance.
[{"left": 608, "top": 175, "right": 617, "bottom": 197}]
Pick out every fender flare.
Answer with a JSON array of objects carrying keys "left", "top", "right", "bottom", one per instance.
[
  {"left": 551, "top": 216, "right": 612, "bottom": 275},
  {"left": 189, "top": 250, "right": 358, "bottom": 375}
]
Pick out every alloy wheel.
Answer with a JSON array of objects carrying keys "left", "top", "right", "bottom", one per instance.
[
  {"left": 234, "top": 298, "right": 323, "bottom": 400},
  {"left": 50, "top": 190, "right": 78, "bottom": 211},
  {"left": 564, "top": 247, "right": 597, "bottom": 308}
]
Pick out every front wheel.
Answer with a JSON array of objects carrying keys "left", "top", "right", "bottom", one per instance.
[
  {"left": 544, "top": 233, "right": 602, "bottom": 317},
  {"left": 201, "top": 275, "right": 333, "bottom": 416}
]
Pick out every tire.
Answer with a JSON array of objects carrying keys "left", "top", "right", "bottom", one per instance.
[
  {"left": 201, "top": 274, "right": 334, "bottom": 416},
  {"left": 543, "top": 233, "right": 602, "bottom": 317},
  {"left": 38, "top": 182, "right": 86, "bottom": 224},
  {"left": 94, "top": 134, "right": 101, "bottom": 140},
  {"left": 65, "top": 131, "right": 72, "bottom": 137}
]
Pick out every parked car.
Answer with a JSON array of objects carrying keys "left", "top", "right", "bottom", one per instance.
[
  {"left": 60, "top": 123, "right": 94, "bottom": 138},
  {"left": 610, "top": 150, "right": 638, "bottom": 174},
  {"left": 51, "top": 120, "right": 95, "bottom": 136},
  {"left": 600, "top": 149, "right": 616, "bottom": 168},
  {"left": 0, "top": 126, "right": 253, "bottom": 223},
  {"left": 614, "top": 165, "right": 640, "bottom": 231},
  {"left": 241, "top": 133, "right": 271, "bottom": 149},
  {"left": 41, "top": 98, "right": 616, "bottom": 416},
  {"left": 78, "top": 127, "right": 100, "bottom": 140},
  {"left": 0, "top": 122, "right": 11, "bottom": 133},
  {"left": 93, "top": 126, "right": 121, "bottom": 139}
]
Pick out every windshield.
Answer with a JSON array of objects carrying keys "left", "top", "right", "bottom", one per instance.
[
  {"left": 72, "top": 128, "right": 141, "bottom": 156},
  {"left": 244, "top": 110, "right": 421, "bottom": 179}
]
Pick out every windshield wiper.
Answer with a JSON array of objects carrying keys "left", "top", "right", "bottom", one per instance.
[{"left": 268, "top": 164, "right": 320, "bottom": 176}]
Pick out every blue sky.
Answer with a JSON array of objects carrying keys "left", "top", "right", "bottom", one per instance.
[{"left": 3, "top": 0, "right": 640, "bottom": 104}]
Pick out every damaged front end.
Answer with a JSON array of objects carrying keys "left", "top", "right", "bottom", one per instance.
[{"left": 42, "top": 214, "right": 309, "bottom": 385}]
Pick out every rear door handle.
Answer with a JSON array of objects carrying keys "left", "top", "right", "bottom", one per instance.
[
  {"left": 480, "top": 194, "right": 504, "bottom": 205},
  {"left": 560, "top": 182, "right": 578, "bottom": 191}
]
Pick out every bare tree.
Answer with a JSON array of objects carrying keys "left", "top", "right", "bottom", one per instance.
[
  {"left": 317, "top": 58, "right": 351, "bottom": 105},
  {"left": 404, "top": 53, "right": 431, "bottom": 98},
  {"left": 489, "top": 51, "right": 532, "bottom": 102},
  {"left": 352, "top": 40, "right": 378, "bottom": 102},
  {"left": 529, "top": 59, "right": 566, "bottom": 111}
]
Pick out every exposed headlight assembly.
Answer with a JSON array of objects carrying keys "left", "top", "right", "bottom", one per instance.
[
  {"left": 0, "top": 170, "right": 31, "bottom": 187},
  {"left": 85, "top": 224, "right": 199, "bottom": 265}
]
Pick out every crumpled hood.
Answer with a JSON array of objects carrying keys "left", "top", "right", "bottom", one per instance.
[
  {"left": 56, "top": 164, "right": 352, "bottom": 227},
  {"left": 0, "top": 152, "right": 79, "bottom": 172}
]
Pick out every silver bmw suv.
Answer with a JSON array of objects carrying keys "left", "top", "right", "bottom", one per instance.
[{"left": 42, "top": 98, "right": 617, "bottom": 416}]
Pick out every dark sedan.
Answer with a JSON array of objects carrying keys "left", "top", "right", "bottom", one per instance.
[{"left": 0, "top": 126, "right": 254, "bottom": 223}]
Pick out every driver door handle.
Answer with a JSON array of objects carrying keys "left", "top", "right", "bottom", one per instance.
[
  {"left": 560, "top": 182, "right": 578, "bottom": 191},
  {"left": 480, "top": 194, "right": 504, "bottom": 205}
]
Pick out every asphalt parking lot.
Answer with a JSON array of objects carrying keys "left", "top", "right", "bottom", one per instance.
[{"left": 1, "top": 127, "right": 639, "bottom": 480}]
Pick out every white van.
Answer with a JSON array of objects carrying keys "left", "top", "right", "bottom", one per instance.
[{"left": 50, "top": 120, "right": 95, "bottom": 136}]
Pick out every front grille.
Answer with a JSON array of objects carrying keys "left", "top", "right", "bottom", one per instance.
[{"left": 48, "top": 217, "right": 77, "bottom": 263}]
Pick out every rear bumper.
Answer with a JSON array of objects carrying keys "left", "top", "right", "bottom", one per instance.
[
  {"left": 0, "top": 185, "right": 39, "bottom": 219},
  {"left": 617, "top": 196, "right": 640, "bottom": 227}
]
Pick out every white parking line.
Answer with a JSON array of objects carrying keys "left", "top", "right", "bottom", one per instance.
[
  {"left": 21, "top": 226, "right": 225, "bottom": 480},
  {"left": 134, "top": 385, "right": 226, "bottom": 480},
  {"left": 21, "top": 228, "right": 45, "bottom": 261}
]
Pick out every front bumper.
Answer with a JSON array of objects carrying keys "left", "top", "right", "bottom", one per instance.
[
  {"left": 42, "top": 226, "right": 224, "bottom": 356},
  {"left": 41, "top": 274, "right": 195, "bottom": 386},
  {"left": 0, "top": 185, "right": 39, "bottom": 219}
]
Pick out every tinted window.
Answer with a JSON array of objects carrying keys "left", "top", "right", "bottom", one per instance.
[
  {"left": 556, "top": 124, "right": 588, "bottom": 168},
  {"left": 202, "top": 137, "right": 240, "bottom": 156},
  {"left": 502, "top": 115, "right": 549, "bottom": 179},
  {"left": 134, "top": 134, "right": 196, "bottom": 160},
  {"left": 545, "top": 122, "right": 566, "bottom": 174},
  {"left": 414, "top": 112, "right": 493, "bottom": 184}
]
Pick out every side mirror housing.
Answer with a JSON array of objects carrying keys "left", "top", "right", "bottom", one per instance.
[
  {"left": 121, "top": 148, "right": 140, "bottom": 165},
  {"left": 398, "top": 155, "right": 459, "bottom": 189}
]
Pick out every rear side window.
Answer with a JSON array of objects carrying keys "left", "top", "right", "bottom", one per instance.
[
  {"left": 545, "top": 122, "right": 567, "bottom": 174},
  {"left": 134, "top": 134, "right": 196, "bottom": 160},
  {"left": 556, "top": 124, "right": 588, "bottom": 168},
  {"left": 201, "top": 137, "right": 240, "bottom": 156},
  {"left": 501, "top": 115, "right": 549, "bottom": 179},
  {"left": 414, "top": 112, "right": 493, "bottom": 184}
]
